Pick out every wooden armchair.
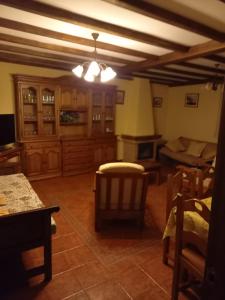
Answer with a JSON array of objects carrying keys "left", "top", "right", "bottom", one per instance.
[
  {"left": 172, "top": 197, "right": 210, "bottom": 300},
  {"left": 94, "top": 162, "right": 149, "bottom": 231},
  {"left": 176, "top": 163, "right": 215, "bottom": 199},
  {"left": 163, "top": 167, "right": 211, "bottom": 266},
  {"left": 163, "top": 171, "right": 183, "bottom": 265}
]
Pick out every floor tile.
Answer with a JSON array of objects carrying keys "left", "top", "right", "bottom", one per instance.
[
  {"left": 85, "top": 281, "right": 130, "bottom": 300},
  {"left": 114, "top": 264, "right": 157, "bottom": 298},
  {"left": 53, "top": 232, "right": 83, "bottom": 254},
  {"left": 74, "top": 260, "right": 108, "bottom": 289},
  {"left": 44, "top": 269, "right": 82, "bottom": 300}
]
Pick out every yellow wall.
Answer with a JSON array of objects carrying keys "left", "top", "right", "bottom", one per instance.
[
  {"left": 0, "top": 62, "right": 70, "bottom": 114},
  {"left": 151, "top": 83, "right": 169, "bottom": 136},
  {"left": 152, "top": 82, "right": 223, "bottom": 143}
]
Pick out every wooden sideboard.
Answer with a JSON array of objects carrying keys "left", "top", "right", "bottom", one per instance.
[{"left": 13, "top": 74, "right": 117, "bottom": 180}]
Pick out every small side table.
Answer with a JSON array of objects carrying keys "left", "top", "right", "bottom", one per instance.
[{"left": 137, "top": 160, "right": 162, "bottom": 185}]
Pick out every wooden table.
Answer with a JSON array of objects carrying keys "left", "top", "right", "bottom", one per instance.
[{"left": 137, "top": 160, "right": 162, "bottom": 184}]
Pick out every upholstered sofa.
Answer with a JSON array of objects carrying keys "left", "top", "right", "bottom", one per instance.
[{"left": 159, "top": 136, "right": 217, "bottom": 167}]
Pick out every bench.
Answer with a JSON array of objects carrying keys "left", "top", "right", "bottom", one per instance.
[{"left": 0, "top": 173, "right": 60, "bottom": 281}]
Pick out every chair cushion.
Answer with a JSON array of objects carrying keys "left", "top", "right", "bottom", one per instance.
[{"left": 99, "top": 162, "right": 144, "bottom": 173}]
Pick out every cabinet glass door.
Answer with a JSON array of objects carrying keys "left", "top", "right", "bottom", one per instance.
[
  {"left": 103, "top": 92, "right": 114, "bottom": 135},
  {"left": 21, "top": 85, "right": 39, "bottom": 138},
  {"left": 41, "top": 86, "right": 57, "bottom": 136},
  {"left": 91, "top": 91, "right": 103, "bottom": 135}
]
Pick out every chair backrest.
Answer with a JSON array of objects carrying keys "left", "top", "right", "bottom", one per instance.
[
  {"left": 176, "top": 164, "right": 215, "bottom": 199},
  {"left": 176, "top": 197, "right": 210, "bottom": 257},
  {"left": 166, "top": 171, "right": 183, "bottom": 222},
  {"left": 95, "top": 162, "right": 149, "bottom": 212}
]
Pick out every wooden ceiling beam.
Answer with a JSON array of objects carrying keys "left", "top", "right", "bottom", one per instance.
[
  {"left": 0, "top": 43, "right": 131, "bottom": 65},
  {"left": 104, "top": 0, "right": 225, "bottom": 42},
  {"left": 0, "top": 18, "right": 154, "bottom": 60},
  {"left": 133, "top": 74, "right": 180, "bottom": 84},
  {"left": 170, "top": 77, "right": 224, "bottom": 87},
  {"left": 139, "top": 70, "right": 196, "bottom": 81},
  {"left": 0, "top": 0, "right": 188, "bottom": 52},
  {"left": 122, "top": 40, "right": 225, "bottom": 72},
  {"left": 159, "top": 66, "right": 211, "bottom": 78},
  {"left": 178, "top": 61, "right": 225, "bottom": 74},
  {"left": 206, "top": 54, "right": 225, "bottom": 64},
  {"left": 0, "top": 33, "right": 133, "bottom": 65},
  {"left": 0, "top": 51, "right": 73, "bottom": 70}
]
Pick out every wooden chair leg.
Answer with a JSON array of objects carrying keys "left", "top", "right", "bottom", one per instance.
[
  {"left": 163, "top": 237, "right": 170, "bottom": 265},
  {"left": 171, "top": 257, "right": 181, "bottom": 300}
]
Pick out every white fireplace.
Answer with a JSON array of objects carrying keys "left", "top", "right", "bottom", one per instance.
[{"left": 121, "top": 135, "right": 161, "bottom": 162}]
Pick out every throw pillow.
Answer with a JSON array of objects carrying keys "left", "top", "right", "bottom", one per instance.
[
  {"left": 185, "top": 141, "right": 206, "bottom": 157},
  {"left": 202, "top": 143, "right": 217, "bottom": 160},
  {"left": 166, "top": 139, "right": 186, "bottom": 152}
]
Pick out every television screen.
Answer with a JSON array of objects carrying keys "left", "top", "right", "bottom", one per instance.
[{"left": 0, "top": 114, "right": 16, "bottom": 147}]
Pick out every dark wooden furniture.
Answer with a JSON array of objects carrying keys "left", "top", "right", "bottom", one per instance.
[
  {"left": 0, "top": 145, "right": 22, "bottom": 175},
  {"left": 13, "top": 74, "right": 117, "bottom": 180},
  {"left": 172, "top": 197, "right": 210, "bottom": 300},
  {"left": 95, "top": 163, "right": 149, "bottom": 231},
  {"left": 176, "top": 164, "right": 215, "bottom": 198},
  {"left": 138, "top": 160, "right": 162, "bottom": 184},
  {"left": 163, "top": 171, "right": 183, "bottom": 265},
  {"left": 0, "top": 206, "right": 59, "bottom": 281}
]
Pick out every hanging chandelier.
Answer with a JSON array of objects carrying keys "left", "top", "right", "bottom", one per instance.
[{"left": 72, "top": 33, "right": 117, "bottom": 83}]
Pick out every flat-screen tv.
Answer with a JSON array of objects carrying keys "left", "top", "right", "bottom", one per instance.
[{"left": 0, "top": 114, "right": 16, "bottom": 149}]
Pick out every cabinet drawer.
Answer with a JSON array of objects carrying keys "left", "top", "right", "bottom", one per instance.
[
  {"left": 63, "top": 146, "right": 92, "bottom": 153},
  {"left": 62, "top": 140, "right": 91, "bottom": 147},
  {"left": 24, "top": 142, "right": 60, "bottom": 150},
  {"left": 63, "top": 152, "right": 91, "bottom": 160}
]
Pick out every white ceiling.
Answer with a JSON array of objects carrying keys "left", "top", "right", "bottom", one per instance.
[{"left": 0, "top": 0, "right": 224, "bottom": 85}]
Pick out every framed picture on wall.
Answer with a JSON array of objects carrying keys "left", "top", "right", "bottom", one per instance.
[
  {"left": 116, "top": 90, "right": 125, "bottom": 104},
  {"left": 185, "top": 93, "right": 199, "bottom": 108},
  {"left": 153, "top": 97, "right": 163, "bottom": 107}
]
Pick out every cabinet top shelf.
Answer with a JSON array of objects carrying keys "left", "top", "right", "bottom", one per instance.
[{"left": 60, "top": 107, "right": 87, "bottom": 112}]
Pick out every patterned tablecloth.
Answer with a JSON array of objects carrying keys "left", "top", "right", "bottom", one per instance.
[
  {"left": 163, "top": 197, "right": 211, "bottom": 240},
  {"left": 0, "top": 173, "right": 56, "bottom": 232}
]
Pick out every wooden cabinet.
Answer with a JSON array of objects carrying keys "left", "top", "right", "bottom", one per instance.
[
  {"left": 91, "top": 89, "right": 115, "bottom": 136},
  {"left": 14, "top": 76, "right": 60, "bottom": 140},
  {"left": 60, "top": 85, "right": 89, "bottom": 137},
  {"left": 23, "top": 141, "right": 61, "bottom": 180},
  {"left": 14, "top": 75, "right": 117, "bottom": 179},
  {"left": 93, "top": 137, "right": 116, "bottom": 167},
  {"left": 62, "top": 138, "right": 93, "bottom": 176}
]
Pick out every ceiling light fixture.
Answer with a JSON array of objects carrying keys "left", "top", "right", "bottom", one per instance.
[{"left": 72, "top": 33, "right": 117, "bottom": 83}]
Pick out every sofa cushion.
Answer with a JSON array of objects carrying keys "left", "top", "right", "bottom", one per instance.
[
  {"left": 185, "top": 141, "right": 206, "bottom": 157},
  {"left": 160, "top": 147, "right": 206, "bottom": 167},
  {"left": 166, "top": 139, "right": 186, "bottom": 152},
  {"left": 202, "top": 143, "right": 217, "bottom": 160}
]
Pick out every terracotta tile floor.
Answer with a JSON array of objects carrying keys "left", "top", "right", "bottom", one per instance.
[{"left": 0, "top": 171, "right": 187, "bottom": 300}]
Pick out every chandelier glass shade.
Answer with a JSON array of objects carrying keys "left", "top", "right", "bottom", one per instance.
[{"left": 72, "top": 33, "right": 117, "bottom": 82}]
